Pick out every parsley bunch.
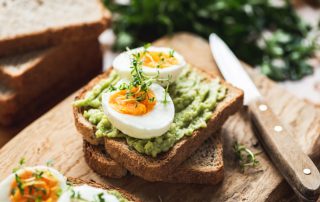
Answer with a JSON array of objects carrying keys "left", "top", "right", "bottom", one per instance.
[{"left": 104, "top": 0, "right": 319, "bottom": 81}]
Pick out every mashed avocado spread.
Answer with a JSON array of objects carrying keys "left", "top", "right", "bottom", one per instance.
[{"left": 74, "top": 67, "right": 227, "bottom": 157}]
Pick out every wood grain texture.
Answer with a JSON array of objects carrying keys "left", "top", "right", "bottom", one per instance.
[
  {"left": 249, "top": 99, "right": 320, "bottom": 200},
  {"left": 0, "top": 32, "right": 319, "bottom": 202}
]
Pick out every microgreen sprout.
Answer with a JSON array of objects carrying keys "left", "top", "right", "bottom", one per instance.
[
  {"left": 33, "top": 170, "right": 44, "bottom": 179},
  {"left": 233, "top": 141, "right": 260, "bottom": 171},
  {"left": 46, "top": 159, "right": 54, "bottom": 167},
  {"left": 143, "top": 43, "right": 151, "bottom": 52},
  {"left": 12, "top": 157, "right": 26, "bottom": 173},
  {"left": 168, "top": 49, "right": 175, "bottom": 57},
  {"left": 113, "top": 45, "right": 171, "bottom": 106},
  {"left": 15, "top": 174, "right": 24, "bottom": 195},
  {"left": 96, "top": 192, "right": 106, "bottom": 202}
]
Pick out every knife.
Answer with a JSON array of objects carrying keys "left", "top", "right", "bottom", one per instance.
[{"left": 209, "top": 33, "right": 320, "bottom": 201}]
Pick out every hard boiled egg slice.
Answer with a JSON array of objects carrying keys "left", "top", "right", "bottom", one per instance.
[
  {"left": 0, "top": 166, "right": 67, "bottom": 202},
  {"left": 113, "top": 46, "right": 186, "bottom": 84},
  {"left": 102, "top": 80, "right": 174, "bottom": 139},
  {"left": 59, "top": 185, "right": 120, "bottom": 202}
]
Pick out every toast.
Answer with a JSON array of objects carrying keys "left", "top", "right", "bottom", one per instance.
[
  {"left": 74, "top": 66, "right": 243, "bottom": 181},
  {"left": 83, "top": 140, "right": 128, "bottom": 178},
  {"left": 0, "top": 40, "right": 100, "bottom": 89},
  {"left": 0, "top": 0, "right": 110, "bottom": 56},
  {"left": 0, "top": 40, "right": 102, "bottom": 125},
  {"left": 68, "top": 177, "right": 140, "bottom": 202},
  {"left": 84, "top": 134, "right": 224, "bottom": 185}
]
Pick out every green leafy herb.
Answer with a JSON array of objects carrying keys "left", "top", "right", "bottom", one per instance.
[
  {"left": 168, "top": 49, "right": 175, "bottom": 57},
  {"left": 15, "top": 174, "right": 24, "bottom": 195},
  {"left": 46, "top": 159, "right": 54, "bottom": 167},
  {"left": 233, "top": 141, "right": 260, "bottom": 171},
  {"left": 35, "top": 196, "right": 43, "bottom": 202},
  {"left": 162, "top": 81, "right": 170, "bottom": 105},
  {"left": 96, "top": 192, "right": 106, "bottom": 202},
  {"left": 108, "top": 84, "right": 117, "bottom": 92},
  {"left": 56, "top": 187, "right": 63, "bottom": 197},
  {"left": 33, "top": 170, "right": 44, "bottom": 179},
  {"left": 113, "top": 46, "right": 170, "bottom": 105},
  {"left": 104, "top": 0, "right": 319, "bottom": 81},
  {"left": 143, "top": 43, "right": 151, "bottom": 51},
  {"left": 12, "top": 157, "right": 26, "bottom": 173},
  {"left": 71, "top": 189, "right": 83, "bottom": 200}
]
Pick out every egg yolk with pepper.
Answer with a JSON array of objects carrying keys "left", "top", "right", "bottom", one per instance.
[
  {"left": 142, "top": 51, "right": 178, "bottom": 68},
  {"left": 10, "top": 170, "right": 60, "bottom": 202},
  {"left": 109, "top": 87, "right": 156, "bottom": 116}
]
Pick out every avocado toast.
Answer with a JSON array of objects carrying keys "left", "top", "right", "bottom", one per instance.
[
  {"left": 73, "top": 46, "right": 243, "bottom": 182},
  {"left": 74, "top": 69, "right": 243, "bottom": 181}
]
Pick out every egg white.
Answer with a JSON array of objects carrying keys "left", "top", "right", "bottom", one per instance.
[
  {"left": 102, "top": 80, "right": 174, "bottom": 139},
  {"left": 113, "top": 46, "right": 186, "bottom": 85},
  {"left": 59, "top": 185, "right": 119, "bottom": 202},
  {"left": 0, "top": 166, "right": 67, "bottom": 202}
]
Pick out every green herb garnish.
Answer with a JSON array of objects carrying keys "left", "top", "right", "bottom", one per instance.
[
  {"left": 33, "top": 170, "right": 44, "bottom": 179},
  {"left": 113, "top": 46, "right": 170, "bottom": 105},
  {"left": 12, "top": 157, "right": 26, "bottom": 173},
  {"left": 168, "top": 49, "right": 175, "bottom": 57},
  {"left": 96, "top": 192, "right": 106, "bottom": 202},
  {"left": 15, "top": 174, "right": 24, "bottom": 195},
  {"left": 233, "top": 141, "right": 260, "bottom": 171},
  {"left": 46, "top": 159, "right": 54, "bottom": 167}
]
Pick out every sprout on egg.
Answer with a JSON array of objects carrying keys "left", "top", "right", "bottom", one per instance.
[{"left": 113, "top": 46, "right": 186, "bottom": 85}]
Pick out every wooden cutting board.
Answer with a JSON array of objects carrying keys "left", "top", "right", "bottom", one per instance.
[{"left": 0, "top": 33, "right": 319, "bottom": 202}]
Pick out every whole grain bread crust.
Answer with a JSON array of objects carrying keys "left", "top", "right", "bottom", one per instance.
[
  {"left": 0, "top": 40, "right": 102, "bottom": 126},
  {"left": 83, "top": 140, "right": 127, "bottom": 178},
  {"left": 83, "top": 135, "right": 224, "bottom": 185},
  {"left": 67, "top": 177, "right": 140, "bottom": 202},
  {"left": 73, "top": 66, "right": 243, "bottom": 181},
  {"left": 73, "top": 69, "right": 114, "bottom": 145}
]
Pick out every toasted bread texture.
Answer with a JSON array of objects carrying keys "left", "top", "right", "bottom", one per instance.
[
  {"left": 0, "top": 0, "right": 110, "bottom": 56},
  {"left": 73, "top": 66, "right": 243, "bottom": 181},
  {"left": 67, "top": 177, "right": 140, "bottom": 202},
  {"left": 0, "top": 39, "right": 102, "bottom": 125},
  {"left": 83, "top": 134, "right": 224, "bottom": 185},
  {"left": 83, "top": 140, "right": 127, "bottom": 178}
]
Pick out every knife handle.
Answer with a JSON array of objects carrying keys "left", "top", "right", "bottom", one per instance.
[{"left": 249, "top": 99, "right": 320, "bottom": 201}]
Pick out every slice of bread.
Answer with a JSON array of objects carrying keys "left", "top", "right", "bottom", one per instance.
[
  {"left": 0, "top": 48, "right": 54, "bottom": 89},
  {"left": 0, "top": 40, "right": 99, "bottom": 89},
  {"left": 74, "top": 67, "right": 243, "bottom": 181},
  {"left": 0, "top": 0, "right": 110, "bottom": 56},
  {"left": 83, "top": 134, "right": 224, "bottom": 185},
  {"left": 0, "top": 39, "right": 102, "bottom": 125},
  {"left": 67, "top": 177, "right": 141, "bottom": 202},
  {"left": 83, "top": 140, "right": 128, "bottom": 178}
]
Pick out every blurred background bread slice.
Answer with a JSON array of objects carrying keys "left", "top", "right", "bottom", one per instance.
[
  {"left": 0, "top": 0, "right": 110, "bottom": 57},
  {"left": 0, "top": 39, "right": 102, "bottom": 125},
  {"left": 0, "top": 0, "right": 110, "bottom": 126}
]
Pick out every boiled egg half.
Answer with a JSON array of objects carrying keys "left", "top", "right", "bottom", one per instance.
[
  {"left": 113, "top": 46, "right": 186, "bottom": 84},
  {"left": 102, "top": 80, "right": 174, "bottom": 139},
  {"left": 0, "top": 166, "right": 67, "bottom": 202},
  {"left": 59, "top": 185, "right": 120, "bottom": 202}
]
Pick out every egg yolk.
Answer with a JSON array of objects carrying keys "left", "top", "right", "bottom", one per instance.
[
  {"left": 142, "top": 51, "right": 178, "bottom": 68},
  {"left": 109, "top": 87, "right": 156, "bottom": 115},
  {"left": 10, "top": 170, "right": 60, "bottom": 202}
]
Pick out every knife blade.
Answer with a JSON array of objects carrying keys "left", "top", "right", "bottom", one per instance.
[{"left": 209, "top": 33, "right": 320, "bottom": 201}]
